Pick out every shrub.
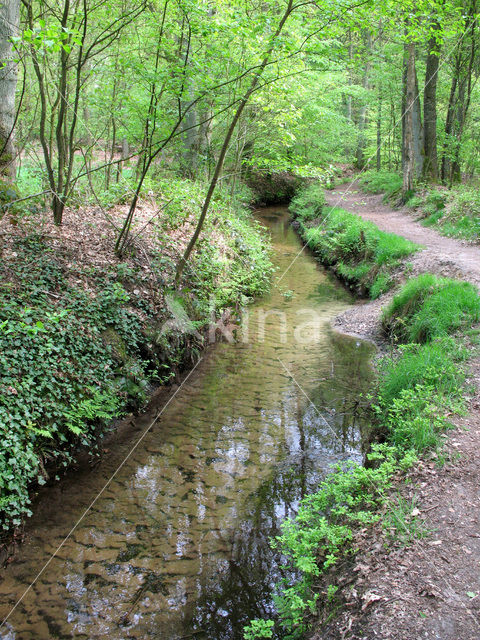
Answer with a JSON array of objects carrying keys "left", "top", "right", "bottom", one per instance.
[{"left": 289, "top": 183, "right": 326, "bottom": 222}]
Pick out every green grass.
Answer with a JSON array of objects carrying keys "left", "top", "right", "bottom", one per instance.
[
  {"left": 409, "top": 185, "right": 480, "bottom": 243},
  {"left": 378, "top": 339, "right": 466, "bottom": 407},
  {"left": 382, "top": 493, "right": 430, "bottom": 546},
  {"left": 291, "top": 188, "right": 419, "bottom": 298},
  {"left": 358, "top": 169, "right": 403, "bottom": 199},
  {"left": 383, "top": 274, "right": 480, "bottom": 343}
]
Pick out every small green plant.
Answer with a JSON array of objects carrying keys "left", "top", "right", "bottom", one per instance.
[
  {"left": 243, "top": 619, "right": 275, "bottom": 639},
  {"left": 326, "top": 584, "right": 339, "bottom": 603},
  {"left": 383, "top": 494, "right": 430, "bottom": 546}
]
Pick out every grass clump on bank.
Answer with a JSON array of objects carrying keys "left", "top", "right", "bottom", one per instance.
[
  {"left": 420, "top": 185, "right": 480, "bottom": 242},
  {"left": 382, "top": 274, "right": 480, "bottom": 343},
  {"left": 290, "top": 184, "right": 419, "bottom": 298},
  {"left": 244, "top": 273, "right": 480, "bottom": 640}
]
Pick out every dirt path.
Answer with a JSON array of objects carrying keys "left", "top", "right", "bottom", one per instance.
[{"left": 316, "top": 184, "right": 480, "bottom": 640}]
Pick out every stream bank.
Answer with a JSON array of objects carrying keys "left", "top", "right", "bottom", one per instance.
[
  {"left": 0, "top": 181, "right": 273, "bottom": 541},
  {"left": 274, "top": 182, "right": 480, "bottom": 640},
  {"left": 0, "top": 206, "right": 374, "bottom": 639}
]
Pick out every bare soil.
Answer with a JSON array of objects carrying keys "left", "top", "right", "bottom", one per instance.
[{"left": 315, "top": 184, "right": 480, "bottom": 640}]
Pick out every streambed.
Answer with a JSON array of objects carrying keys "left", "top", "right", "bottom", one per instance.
[{"left": 0, "top": 207, "right": 374, "bottom": 639}]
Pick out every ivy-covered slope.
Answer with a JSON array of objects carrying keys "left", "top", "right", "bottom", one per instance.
[{"left": 0, "top": 181, "right": 272, "bottom": 533}]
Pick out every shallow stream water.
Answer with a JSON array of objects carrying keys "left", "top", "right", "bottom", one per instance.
[{"left": 0, "top": 207, "right": 373, "bottom": 639}]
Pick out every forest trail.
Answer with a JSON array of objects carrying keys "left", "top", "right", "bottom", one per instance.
[
  {"left": 317, "top": 183, "right": 480, "bottom": 640},
  {"left": 326, "top": 182, "right": 480, "bottom": 287}
]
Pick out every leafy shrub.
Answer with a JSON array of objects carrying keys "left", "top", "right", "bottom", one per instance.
[
  {"left": 268, "top": 445, "right": 416, "bottom": 638},
  {"left": 246, "top": 170, "right": 303, "bottom": 204},
  {"left": 289, "top": 183, "right": 326, "bottom": 222}
]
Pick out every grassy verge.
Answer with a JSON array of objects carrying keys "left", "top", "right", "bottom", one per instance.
[
  {"left": 0, "top": 179, "right": 273, "bottom": 534},
  {"left": 358, "top": 169, "right": 403, "bottom": 201},
  {"left": 243, "top": 211, "right": 479, "bottom": 639},
  {"left": 290, "top": 184, "right": 419, "bottom": 299}
]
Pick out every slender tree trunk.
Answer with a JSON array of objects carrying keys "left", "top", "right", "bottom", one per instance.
[
  {"left": 376, "top": 83, "right": 382, "bottom": 171},
  {"left": 423, "top": 27, "right": 441, "bottom": 181},
  {"left": 355, "top": 31, "right": 371, "bottom": 169},
  {"left": 441, "top": 72, "right": 457, "bottom": 183},
  {"left": 403, "top": 41, "right": 416, "bottom": 195},
  {"left": 0, "top": 0, "right": 20, "bottom": 179},
  {"left": 174, "top": 0, "right": 295, "bottom": 286}
]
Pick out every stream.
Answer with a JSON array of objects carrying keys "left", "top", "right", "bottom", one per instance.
[{"left": 0, "top": 207, "right": 374, "bottom": 639}]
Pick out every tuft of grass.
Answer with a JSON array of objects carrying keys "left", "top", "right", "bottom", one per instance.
[
  {"left": 383, "top": 274, "right": 480, "bottom": 343},
  {"left": 382, "top": 493, "right": 430, "bottom": 546}
]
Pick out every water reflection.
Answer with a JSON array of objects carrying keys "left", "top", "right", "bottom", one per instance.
[{"left": 0, "top": 207, "right": 373, "bottom": 640}]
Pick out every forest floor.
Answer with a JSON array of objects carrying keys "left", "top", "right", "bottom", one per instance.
[{"left": 315, "top": 183, "right": 480, "bottom": 640}]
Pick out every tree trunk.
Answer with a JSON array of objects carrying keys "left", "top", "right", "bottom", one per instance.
[
  {"left": 355, "top": 31, "right": 371, "bottom": 169},
  {"left": 423, "top": 28, "right": 440, "bottom": 181},
  {"left": 174, "top": 0, "right": 295, "bottom": 286},
  {"left": 403, "top": 41, "right": 416, "bottom": 195},
  {"left": 412, "top": 65, "right": 423, "bottom": 177},
  {"left": 376, "top": 83, "right": 382, "bottom": 171},
  {"left": 0, "top": 0, "right": 20, "bottom": 179}
]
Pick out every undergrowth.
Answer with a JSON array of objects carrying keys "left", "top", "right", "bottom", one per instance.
[
  {"left": 244, "top": 265, "right": 480, "bottom": 639},
  {"left": 420, "top": 185, "right": 480, "bottom": 241},
  {"left": 0, "top": 183, "right": 272, "bottom": 533},
  {"left": 358, "top": 170, "right": 403, "bottom": 201}
]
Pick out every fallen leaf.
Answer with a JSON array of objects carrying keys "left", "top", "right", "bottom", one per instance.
[{"left": 361, "top": 592, "right": 382, "bottom": 610}]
